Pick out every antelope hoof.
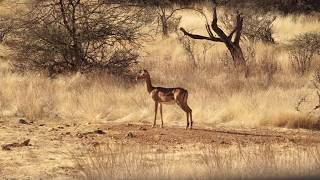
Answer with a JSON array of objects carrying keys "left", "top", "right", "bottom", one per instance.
[
  {"left": 152, "top": 125, "right": 156, "bottom": 128},
  {"left": 185, "top": 126, "right": 188, "bottom": 130},
  {"left": 160, "top": 124, "right": 164, "bottom": 128}
]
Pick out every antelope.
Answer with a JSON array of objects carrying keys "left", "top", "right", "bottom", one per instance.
[{"left": 136, "top": 70, "right": 193, "bottom": 129}]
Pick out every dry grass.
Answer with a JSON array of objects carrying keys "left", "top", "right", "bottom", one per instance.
[
  {"left": 0, "top": 8, "right": 319, "bottom": 129},
  {"left": 0, "top": 4, "right": 320, "bottom": 180},
  {"left": 74, "top": 143, "right": 320, "bottom": 180}
]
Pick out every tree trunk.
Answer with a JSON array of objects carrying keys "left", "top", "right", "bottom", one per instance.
[
  {"left": 227, "top": 44, "right": 246, "bottom": 67},
  {"left": 160, "top": 15, "right": 169, "bottom": 38},
  {"left": 180, "top": 0, "right": 248, "bottom": 74}
]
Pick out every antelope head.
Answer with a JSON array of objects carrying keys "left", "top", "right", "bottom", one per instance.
[{"left": 136, "top": 69, "right": 149, "bottom": 81}]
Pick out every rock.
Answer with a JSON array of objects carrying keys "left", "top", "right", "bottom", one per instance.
[
  {"left": 139, "top": 127, "right": 147, "bottom": 131},
  {"left": 154, "top": 148, "right": 163, "bottom": 153},
  {"left": 219, "top": 140, "right": 231, "bottom": 145},
  {"left": 153, "top": 135, "right": 161, "bottom": 141},
  {"left": 76, "top": 133, "right": 84, "bottom": 138},
  {"left": 126, "top": 132, "right": 134, "bottom": 138},
  {"left": 94, "top": 130, "right": 105, "bottom": 134},
  {"left": 21, "top": 139, "right": 30, "bottom": 146},
  {"left": 48, "top": 128, "right": 57, "bottom": 132},
  {"left": 91, "top": 142, "right": 100, "bottom": 147},
  {"left": 39, "top": 124, "right": 46, "bottom": 126},
  {"left": 18, "top": 119, "right": 29, "bottom": 125},
  {"left": 2, "top": 139, "right": 31, "bottom": 151}
]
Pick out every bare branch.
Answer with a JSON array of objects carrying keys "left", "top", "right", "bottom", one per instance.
[
  {"left": 205, "top": 24, "right": 215, "bottom": 39},
  {"left": 180, "top": 0, "right": 246, "bottom": 67},
  {"left": 314, "top": 91, "right": 320, "bottom": 110},
  {"left": 3, "top": 0, "right": 148, "bottom": 76},
  {"left": 296, "top": 95, "right": 307, "bottom": 112},
  {"left": 180, "top": 27, "right": 223, "bottom": 42},
  {"left": 228, "top": 28, "right": 237, "bottom": 40},
  {"left": 211, "top": 0, "right": 218, "bottom": 26},
  {"left": 233, "top": 13, "right": 244, "bottom": 45},
  {"left": 165, "top": 7, "right": 191, "bottom": 21}
]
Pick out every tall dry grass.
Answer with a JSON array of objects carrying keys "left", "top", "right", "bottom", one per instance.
[
  {"left": 74, "top": 143, "right": 320, "bottom": 179},
  {"left": 0, "top": 9, "right": 319, "bottom": 129}
]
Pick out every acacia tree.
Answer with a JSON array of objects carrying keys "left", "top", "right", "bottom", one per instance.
[
  {"left": 1, "top": 0, "right": 150, "bottom": 76},
  {"left": 156, "top": 2, "right": 182, "bottom": 38},
  {"left": 180, "top": 0, "right": 246, "bottom": 68}
]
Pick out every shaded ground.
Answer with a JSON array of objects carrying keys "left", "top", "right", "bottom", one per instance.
[{"left": 1, "top": 117, "right": 320, "bottom": 179}]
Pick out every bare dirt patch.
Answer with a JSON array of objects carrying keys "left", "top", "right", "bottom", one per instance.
[{"left": 1, "top": 118, "right": 320, "bottom": 179}]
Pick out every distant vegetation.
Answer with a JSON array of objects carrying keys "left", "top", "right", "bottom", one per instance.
[
  {"left": 0, "top": 0, "right": 319, "bottom": 130},
  {"left": 127, "top": 0, "right": 320, "bottom": 14}
]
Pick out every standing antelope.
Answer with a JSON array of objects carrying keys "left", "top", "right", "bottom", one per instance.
[{"left": 136, "top": 70, "right": 193, "bottom": 129}]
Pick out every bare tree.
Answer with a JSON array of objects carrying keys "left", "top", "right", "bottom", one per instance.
[
  {"left": 221, "top": 10, "right": 276, "bottom": 44},
  {"left": 148, "top": 0, "right": 185, "bottom": 38},
  {"left": 177, "top": 34, "right": 197, "bottom": 67},
  {"left": 180, "top": 0, "right": 246, "bottom": 70},
  {"left": 1, "top": 0, "right": 151, "bottom": 76},
  {"left": 156, "top": 5, "right": 182, "bottom": 38}
]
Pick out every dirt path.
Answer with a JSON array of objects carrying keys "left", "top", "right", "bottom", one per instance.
[
  {"left": 1, "top": 118, "right": 320, "bottom": 179},
  {"left": 106, "top": 123, "right": 320, "bottom": 146}
]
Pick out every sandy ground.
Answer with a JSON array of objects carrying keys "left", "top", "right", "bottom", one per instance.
[{"left": 1, "top": 117, "right": 320, "bottom": 179}]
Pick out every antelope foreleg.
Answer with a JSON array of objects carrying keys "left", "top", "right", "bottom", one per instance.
[{"left": 153, "top": 101, "right": 158, "bottom": 128}]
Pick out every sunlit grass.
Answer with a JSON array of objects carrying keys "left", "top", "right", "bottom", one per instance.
[{"left": 74, "top": 143, "right": 320, "bottom": 180}]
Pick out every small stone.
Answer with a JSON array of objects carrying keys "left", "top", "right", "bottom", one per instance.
[
  {"left": 154, "top": 148, "right": 163, "bottom": 153},
  {"left": 219, "top": 141, "right": 231, "bottom": 145},
  {"left": 48, "top": 128, "right": 57, "bottom": 132},
  {"left": 153, "top": 135, "right": 161, "bottom": 141},
  {"left": 21, "top": 139, "right": 30, "bottom": 146},
  {"left": 39, "top": 124, "right": 46, "bottom": 126},
  {"left": 92, "top": 142, "right": 99, "bottom": 147},
  {"left": 139, "top": 127, "right": 147, "bottom": 131},
  {"left": 126, "top": 132, "right": 134, "bottom": 138},
  {"left": 94, "top": 130, "right": 105, "bottom": 134},
  {"left": 76, "top": 133, "right": 84, "bottom": 138},
  {"left": 18, "top": 119, "right": 29, "bottom": 125}
]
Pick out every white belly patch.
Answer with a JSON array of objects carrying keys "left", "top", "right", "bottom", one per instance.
[{"left": 160, "top": 100, "right": 176, "bottom": 105}]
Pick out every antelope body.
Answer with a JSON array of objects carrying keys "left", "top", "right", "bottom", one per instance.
[{"left": 136, "top": 70, "right": 193, "bottom": 129}]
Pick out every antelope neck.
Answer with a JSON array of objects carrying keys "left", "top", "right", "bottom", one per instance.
[{"left": 145, "top": 75, "right": 154, "bottom": 93}]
